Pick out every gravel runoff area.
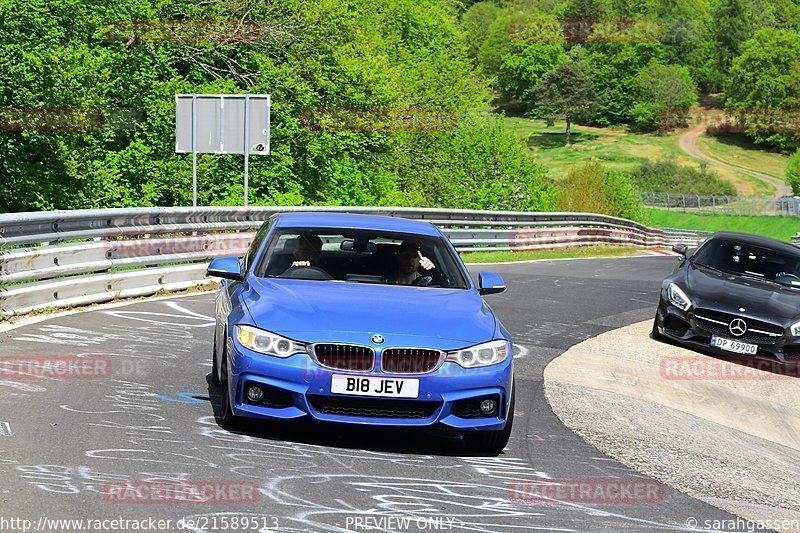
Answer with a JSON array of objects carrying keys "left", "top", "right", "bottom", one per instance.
[{"left": 544, "top": 320, "right": 800, "bottom": 532}]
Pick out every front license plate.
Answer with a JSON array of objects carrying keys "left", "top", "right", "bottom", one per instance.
[
  {"left": 710, "top": 335, "right": 758, "bottom": 355},
  {"left": 331, "top": 375, "right": 419, "bottom": 398}
]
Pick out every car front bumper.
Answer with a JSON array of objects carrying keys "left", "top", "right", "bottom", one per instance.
[
  {"left": 225, "top": 339, "right": 514, "bottom": 431},
  {"left": 655, "top": 300, "right": 800, "bottom": 365}
]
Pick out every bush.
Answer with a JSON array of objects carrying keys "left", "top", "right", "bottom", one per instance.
[
  {"left": 556, "top": 163, "right": 647, "bottom": 222},
  {"left": 788, "top": 150, "right": 800, "bottom": 196},
  {"left": 421, "top": 115, "right": 557, "bottom": 211},
  {"left": 632, "top": 158, "right": 736, "bottom": 195}
]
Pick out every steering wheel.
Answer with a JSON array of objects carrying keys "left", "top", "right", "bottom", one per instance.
[
  {"left": 282, "top": 266, "right": 334, "bottom": 280},
  {"left": 775, "top": 272, "right": 800, "bottom": 280},
  {"left": 411, "top": 275, "right": 434, "bottom": 287}
]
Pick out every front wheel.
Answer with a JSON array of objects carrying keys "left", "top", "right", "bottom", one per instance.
[
  {"left": 219, "top": 351, "right": 243, "bottom": 430},
  {"left": 210, "top": 331, "right": 221, "bottom": 386},
  {"left": 462, "top": 382, "right": 515, "bottom": 454},
  {"left": 651, "top": 312, "right": 664, "bottom": 341}
]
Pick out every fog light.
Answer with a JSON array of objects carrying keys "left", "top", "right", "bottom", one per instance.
[
  {"left": 480, "top": 398, "right": 497, "bottom": 415},
  {"left": 246, "top": 386, "right": 264, "bottom": 402}
]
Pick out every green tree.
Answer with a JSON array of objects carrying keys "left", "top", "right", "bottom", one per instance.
[
  {"left": 530, "top": 51, "right": 597, "bottom": 145},
  {"left": 2, "top": 0, "right": 559, "bottom": 213},
  {"left": 631, "top": 63, "right": 698, "bottom": 131},
  {"left": 726, "top": 28, "right": 800, "bottom": 150},
  {"left": 557, "top": 0, "right": 614, "bottom": 20},
  {"left": 585, "top": 41, "right": 665, "bottom": 125},
  {"left": 787, "top": 150, "right": 800, "bottom": 195},
  {"left": 462, "top": 1, "right": 504, "bottom": 60},
  {"left": 712, "top": 0, "right": 752, "bottom": 75},
  {"left": 477, "top": 11, "right": 567, "bottom": 104},
  {"left": 656, "top": 0, "right": 715, "bottom": 90}
]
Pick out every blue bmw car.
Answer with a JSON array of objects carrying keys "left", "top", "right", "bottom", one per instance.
[{"left": 207, "top": 212, "right": 514, "bottom": 452}]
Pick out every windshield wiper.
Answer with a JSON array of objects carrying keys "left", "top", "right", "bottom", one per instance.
[
  {"left": 691, "top": 261, "right": 728, "bottom": 275},
  {"left": 739, "top": 272, "right": 784, "bottom": 286}
]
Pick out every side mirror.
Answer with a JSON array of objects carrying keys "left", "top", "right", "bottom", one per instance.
[
  {"left": 478, "top": 271, "right": 506, "bottom": 295},
  {"left": 208, "top": 256, "right": 243, "bottom": 281},
  {"left": 672, "top": 243, "right": 688, "bottom": 256}
]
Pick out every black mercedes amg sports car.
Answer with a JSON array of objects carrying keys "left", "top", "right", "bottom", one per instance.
[{"left": 653, "top": 231, "right": 800, "bottom": 365}]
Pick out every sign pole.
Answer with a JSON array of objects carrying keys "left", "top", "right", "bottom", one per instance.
[
  {"left": 243, "top": 94, "right": 250, "bottom": 207},
  {"left": 191, "top": 95, "right": 197, "bottom": 207}
]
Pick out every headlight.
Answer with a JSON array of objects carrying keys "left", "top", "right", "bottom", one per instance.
[
  {"left": 446, "top": 340, "right": 509, "bottom": 368},
  {"left": 667, "top": 283, "right": 692, "bottom": 311},
  {"left": 791, "top": 321, "right": 800, "bottom": 337},
  {"left": 235, "top": 325, "right": 306, "bottom": 358}
]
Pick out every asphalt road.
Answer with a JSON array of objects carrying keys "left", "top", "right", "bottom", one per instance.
[{"left": 0, "top": 257, "right": 751, "bottom": 533}]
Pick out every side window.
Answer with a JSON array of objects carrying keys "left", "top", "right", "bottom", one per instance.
[{"left": 242, "top": 220, "right": 271, "bottom": 274}]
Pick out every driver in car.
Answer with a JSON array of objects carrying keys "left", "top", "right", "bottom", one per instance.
[
  {"left": 390, "top": 241, "right": 435, "bottom": 285},
  {"left": 285, "top": 233, "right": 323, "bottom": 270}
]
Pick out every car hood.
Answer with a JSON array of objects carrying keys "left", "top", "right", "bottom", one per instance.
[
  {"left": 242, "top": 278, "right": 497, "bottom": 346},
  {"left": 685, "top": 263, "right": 800, "bottom": 322}
]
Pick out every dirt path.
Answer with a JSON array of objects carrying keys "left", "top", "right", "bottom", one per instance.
[{"left": 678, "top": 126, "right": 792, "bottom": 197}]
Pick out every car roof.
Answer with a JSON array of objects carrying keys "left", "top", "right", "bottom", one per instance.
[
  {"left": 272, "top": 212, "right": 442, "bottom": 237},
  {"left": 708, "top": 231, "right": 800, "bottom": 255}
]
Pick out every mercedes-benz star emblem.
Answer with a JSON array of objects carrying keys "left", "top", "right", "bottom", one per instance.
[
  {"left": 371, "top": 334, "right": 385, "bottom": 345},
  {"left": 729, "top": 318, "right": 747, "bottom": 337}
]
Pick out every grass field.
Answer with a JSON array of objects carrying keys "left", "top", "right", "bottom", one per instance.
[
  {"left": 695, "top": 133, "right": 788, "bottom": 181},
  {"left": 506, "top": 117, "right": 787, "bottom": 196},
  {"left": 460, "top": 245, "right": 639, "bottom": 263},
  {"left": 646, "top": 209, "right": 799, "bottom": 242}
]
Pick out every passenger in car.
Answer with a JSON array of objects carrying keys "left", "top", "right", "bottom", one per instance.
[{"left": 389, "top": 241, "right": 435, "bottom": 284}]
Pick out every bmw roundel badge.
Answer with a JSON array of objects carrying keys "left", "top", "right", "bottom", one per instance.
[{"left": 371, "top": 334, "right": 385, "bottom": 345}]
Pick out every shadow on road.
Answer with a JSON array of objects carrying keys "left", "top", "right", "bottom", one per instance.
[{"left": 204, "top": 374, "right": 507, "bottom": 457}]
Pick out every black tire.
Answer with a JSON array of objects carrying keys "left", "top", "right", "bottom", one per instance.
[
  {"left": 210, "top": 331, "right": 221, "bottom": 387},
  {"left": 651, "top": 313, "right": 664, "bottom": 341},
  {"left": 219, "top": 349, "right": 243, "bottom": 430},
  {"left": 463, "top": 382, "right": 515, "bottom": 454}
]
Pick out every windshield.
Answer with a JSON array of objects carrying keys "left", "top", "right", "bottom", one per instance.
[
  {"left": 691, "top": 238, "right": 800, "bottom": 287},
  {"left": 256, "top": 228, "right": 469, "bottom": 289}
]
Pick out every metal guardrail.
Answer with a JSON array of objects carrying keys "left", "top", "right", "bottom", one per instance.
[
  {"left": 642, "top": 192, "right": 800, "bottom": 217},
  {"left": 0, "top": 206, "right": 695, "bottom": 317},
  {"left": 660, "top": 227, "right": 713, "bottom": 246}
]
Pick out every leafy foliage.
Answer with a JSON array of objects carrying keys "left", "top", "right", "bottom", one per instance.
[
  {"left": 632, "top": 158, "right": 737, "bottom": 195},
  {"left": 725, "top": 28, "right": 800, "bottom": 150},
  {"left": 418, "top": 115, "right": 558, "bottom": 211},
  {"left": 0, "top": 0, "right": 555, "bottom": 214},
  {"left": 557, "top": 162, "right": 647, "bottom": 221},
  {"left": 631, "top": 63, "right": 698, "bottom": 131},
  {"left": 787, "top": 150, "right": 800, "bottom": 195}
]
